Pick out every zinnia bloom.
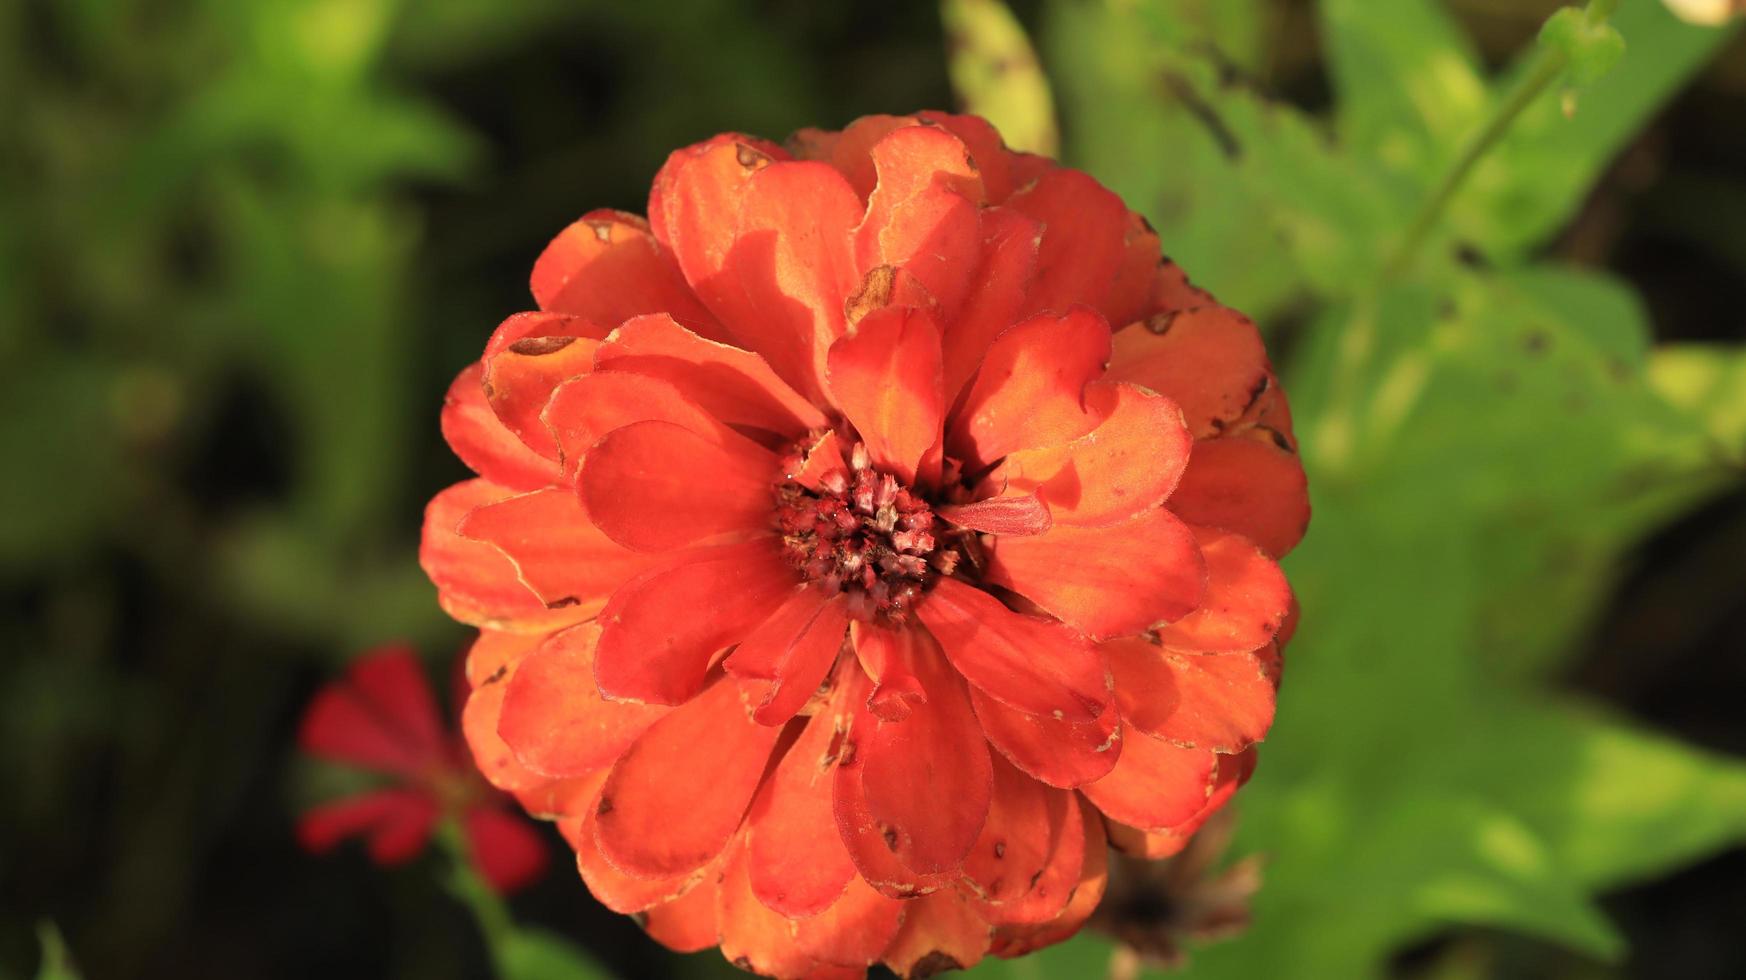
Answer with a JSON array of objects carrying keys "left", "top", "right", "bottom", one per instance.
[
  {"left": 297, "top": 644, "right": 549, "bottom": 894},
  {"left": 422, "top": 111, "right": 1307, "bottom": 977}
]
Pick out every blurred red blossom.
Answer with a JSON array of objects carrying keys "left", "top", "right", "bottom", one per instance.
[
  {"left": 422, "top": 110, "right": 1306, "bottom": 976},
  {"left": 296, "top": 645, "right": 548, "bottom": 894}
]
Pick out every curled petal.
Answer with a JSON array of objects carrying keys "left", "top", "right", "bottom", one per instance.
[
  {"left": 457, "top": 487, "right": 663, "bottom": 614},
  {"left": 726, "top": 589, "right": 851, "bottom": 726},
  {"left": 916, "top": 110, "right": 1014, "bottom": 203},
  {"left": 1107, "top": 306, "right": 1269, "bottom": 439},
  {"left": 1105, "top": 637, "right": 1277, "bottom": 752},
  {"left": 855, "top": 124, "right": 984, "bottom": 322},
  {"left": 421, "top": 481, "right": 589, "bottom": 633},
  {"left": 441, "top": 363, "right": 560, "bottom": 492},
  {"left": 986, "top": 506, "right": 1205, "bottom": 639},
  {"left": 593, "top": 312, "right": 826, "bottom": 436},
  {"left": 1170, "top": 432, "right": 1310, "bottom": 558},
  {"left": 948, "top": 308, "right": 1112, "bottom": 470},
  {"left": 566, "top": 807, "right": 704, "bottom": 914},
  {"left": 935, "top": 494, "right": 1051, "bottom": 536},
  {"left": 483, "top": 336, "right": 603, "bottom": 458},
  {"left": 916, "top": 577, "right": 1109, "bottom": 722},
  {"left": 826, "top": 304, "right": 945, "bottom": 485},
  {"left": 853, "top": 620, "right": 927, "bottom": 723},
  {"left": 497, "top": 624, "right": 671, "bottom": 778},
  {"left": 1154, "top": 526, "right": 1292, "bottom": 653},
  {"left": 991, "top": 380, "right": 1192, "bottom": 527},
  {"left": 531, "top": 208, "right": 725, "bottom": 340},
  {"left": 580, "top": 420, "right": 776, "bottom": 553},
  {"left": 1079, "top": 731, "right": 1217, "bottom": 832},
  {"left": 594, "top": 677, "right": 784, "bottom": 879},
  {"left": 543, "top": 369, "right": 748, "bottom": 482},
  {"left": 594, "top": 538, "right": 800, "bottom": 705},
  {"left": 969, "top": 687, "right": 1121, "bottom": 789}
]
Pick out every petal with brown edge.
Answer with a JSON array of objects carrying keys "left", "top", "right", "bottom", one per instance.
[
  {"left": 991, "top": 380, "right": 1192, "bottom": 528},
  {"left": 464, "top": 629, "right": 543, "bottom": 689},
  {"left": 858, "top": 628, "right": 993, "bottom": 877},
  {"left": 461, "top": 664, "right": 548, "bottom": 794},
  {"left": 881, "top": 888, "right": 993, "bottom": 977},
  {"left": 959, "top": 756, "right": 1059, "bottom": 907},
  {"left": 594, "top": 677, "right": 784, "bottom": 879},
  {"left": 1078, "top": 731, "right": 1216, "bottom": 832},
  {"left": 716, "top": 838, "right": 820, "bottom": 979},
  {"left": 986, "top": 506, "right": 1205, "bottom": 640},
  {"left": 1101, "top": 209, "right": 1163, "bottom": 329},
  {"left": 826, "top": 304, "right": 945, "bottom": 486},
  {"left": 458, "top": 487, "right": 664, "bottom": 614},
  {"left": 441, "top": 363, "right": 560, "bottom": 492},
  {"left": 1107, "top": 305, "right": 1269, "bottom": 439},
  {"left": 543, "top": 370, "right": 748, "bottom": 482},
  {"left": 497, "top": 623, "right": 671, "bottom": 778},
  {"left": 915, "top": 577, "right": 1108, "bottom": 722},
  {"left": 593, "top": 312, "right": 826, "bottom": 436},
  {"left": 831, "top": 670, "right": 953, "bottom": 900},
  {"left": 971, "top": 782, "right": 1084, "bottom": 928},
  {"left": 917, "top": 110, "right": 1014, "bottom": 203},
  {"left": 420, "top": 480, "right": 590, "bottom": 634},
  {"left": 792, "top": 875, "right": 906, "bottom": 968},
  {"left": 594, "top": 538, "right": 799, "bottom": 705},
  {"left": 580, "top": 420, "right": 776, "bottom": 553},
  {"left": 855, "top": 125, "right": 983, "bottom": 323},
  {"left": 530, "top": 208, "right": 726, "bottom": 341},
  {"left": 746, "top": 701, "right": 858, "bottom": 918},
  {"left": 988, "top": 796, "right": 1108, "bottom": 957},
  {"left": 1105, "top": 636, "right": 1276, "bottom": 752},
  {"left": 1008, "top": 168, "right": 1128, "bottom": 319},
  {"left": 948, "top": 308, "right": 1111, "bottom": 470},
  {"left": 1170, "top": 433, "right": 1310, "bottom": 559},
  {"left": 969, "top": 686, "right": 1121, "bottom": 789},
  {"left": 1153, "top": 526, "right": 1292, "bottom": 653},
  {"left": 483, "top": 336, "right": 602, "bottom": 458}
]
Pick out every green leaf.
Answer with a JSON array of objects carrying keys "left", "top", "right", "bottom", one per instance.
[
  {"left": 35, "top": 921, "right": 82, "bottom": 980},
  {"left": 496, "top": 928, "right": 612, "bottom": 980},
  {"left": 1319, "top": 0, "right": 1490, "bottom": 182},
  {"left": 1648, "top": 343, "right": 1746, "bottom": 466},
  {"left": 942, "top": 0, "right": 1059, "bottom": 155}
]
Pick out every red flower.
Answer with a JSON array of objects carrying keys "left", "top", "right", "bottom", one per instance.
[
  {"left": 297, "top": 644, "right": 549, "bottom": 894},
  {"left": 423, "top": 111, "right": 1307, "bottom": 976}
]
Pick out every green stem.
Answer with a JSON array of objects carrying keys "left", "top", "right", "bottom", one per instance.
[
  {"left": 1383, "top": 0, "right": 1619, "bottom": 278},
  {"left": 436, "top": 819, "right": 514, "bottom": 957}
]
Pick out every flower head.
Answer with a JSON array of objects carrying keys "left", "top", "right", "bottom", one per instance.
[
  {"left": 297, "top": 644, "right": 549, "bottom": 894},
  {"left": 423, "top": 111, "right": 1307, "bottom": 976}
]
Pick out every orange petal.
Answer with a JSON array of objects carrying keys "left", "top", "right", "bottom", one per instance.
[
  {"left": 792, "top": 875, "right": 907, "bottom": 968},
  {"left": 441, "top": 363, "right": 561, "bottom": 492},
  {"left": 1153, "top": 526, "right": 1292, "bottom": 653},
  {"left": 530, "top": 208, "right": 725, "bottom": 340},
  {"left": 1078, "top": 731, "right": 1216, "bottom": 832},
  {"left": 935, "top": 494, "right": 1051, "bottom": 536},
  {"left": 746, "top": 702, "right": 858, "bottom": 918},
  {"left": 461, "top": 661, "right": 549, "bottom": 793},
  {"left": 640, "top": 861, "right": 722, "bottom": 952},
  {"left": 580, "top": 420, "right": 776, "bottom": 552},
  {"left": 857, "top": 628, "right": 993, "bottom": 876},
  {"left": 716, "top": 837, "right": 823, "bottom": 978},
  {"left": 1008, "top": 168, "right": 1128, "bottom": 319},
  {"left": 726, "top": 589, "right": 851, "bottom": 726},
  {"left": 1105, "top": 636, "right": 1276, "bottom": 752},
  {"left": 915, "top": 577, "right": 1109, "bottom": 722},
  {"left": 948, "top": 307, "right": 1111, "bottom": 470},
  {"left": 465, "top": 629, "right": 543, "bottom": 689},
  {"left": 725, "top": 160, "right": 863, "bottom": 406},
  {"left": 1150, "top": 257, "right": 1216, "bottom": 314},
  {"left": 497, "top": 623, "right": 671, "bottom": 778},
  {"left": 969, "top": 687, "right": 1121, "bottom": 789},
  {"left": 855, "top": 124, "right": 984, "bottom": 323},
  {"left": 564, "top": 802, "right": 703, "bottom": 914},
  {"left": 853, "top": 620, "right": 927, "bottom": 723},
  {"left": 940, "top": 206, "right": 1042, "bottom": 401},
  {"left": 482, "top": 336, "right": 603, "bottom": 458},
  {"left": 991, "top": 380, "right": 1192, "bottom": 527},
  {"left": 826, "top": 304, "right": 945, "bottom": 485},
  {"left": 457, "top": 487, "right": 663, "bottom": 613},
  {"left": 1107, "top": 306, "right": 1268, "bottom": 439},
  {"left": 420, "top": 480, "right": 589, "bottom": 633},
  {"left": 593, "top": 312, "right": 827, "bottom": 437},
  {"left": 815, "top": 114, "right": 919, "bottom": 199},
  {"left": 959, "top": 756, "right": 1059, "bottom": 906},
  {"left": 595, "top": 677, "right": 784, "bottom": 878},
  {"left": 882, "top": 889, "right": 993, "bottom": 976},
  {"left": 594, "top": 539, "right": 800, "bottom": 705},
  {"left": 971, "top": 781, "right": 1085, "bottom": 928},
  {"left": 543, "top": 368, "right": 749, "bottom": 482},
  {"left": 1170, "top": 433, "right": 1310, "bottom": 559},
  {"left": 1101, "top": 210, "right": 1162, "bottom": 329},
  {"left": 988, "top": 795, "right": 1108, "bottom": 957},
  {"left": 916, "top": 110, "right": 1014, "bottom": 203},
  {"left": 483, "top": 310, "right": 610, "bottom": 358},
  {"left": 986, "top": 506, "right": 1205, "bottom": 639},
  {"left": 511, "top": 773, "right": 602, "bottom": 821}
]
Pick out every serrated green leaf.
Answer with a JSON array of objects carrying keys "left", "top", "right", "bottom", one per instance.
[{"left": 942, "top": 0, "right": 1058, "bottom": 155}]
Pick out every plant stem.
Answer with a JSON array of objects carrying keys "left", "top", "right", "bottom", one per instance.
[
  {"left": 1383, "top": 0, "right": 1619, "bottom": 278},
  {"left": 436, "top": 819, "right": 513, "bottom": 955}
]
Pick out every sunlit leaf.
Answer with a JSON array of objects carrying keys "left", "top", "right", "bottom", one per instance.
[{"left": 943, "top": 0, "right": 1059, "bottom": 155}]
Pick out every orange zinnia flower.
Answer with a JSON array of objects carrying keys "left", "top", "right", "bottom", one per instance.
[{"left": 422, "top": 111, "right": 1307, "bottom": 977}]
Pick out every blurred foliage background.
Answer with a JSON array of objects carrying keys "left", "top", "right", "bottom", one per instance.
[{"left": 3, "top": 0, "right": 1744, "bottom": 978}]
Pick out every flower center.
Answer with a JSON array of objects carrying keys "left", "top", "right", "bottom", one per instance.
[{"left": 774, "top": 436, "right": 962, "bottom": 622}]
